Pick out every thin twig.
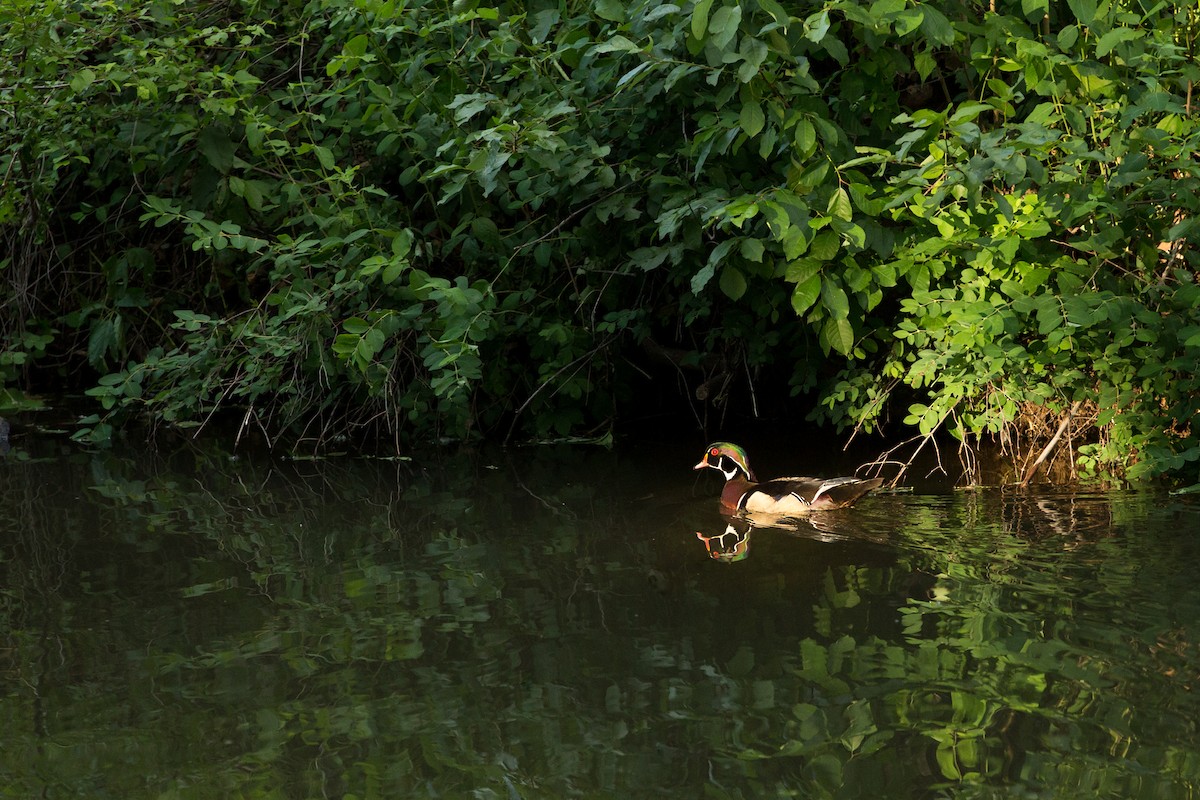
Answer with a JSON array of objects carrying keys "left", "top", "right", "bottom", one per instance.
[{"left": 742, "top": 354, "right": 759, "bottom": 418}]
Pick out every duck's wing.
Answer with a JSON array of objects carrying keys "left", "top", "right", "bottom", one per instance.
[{"left": 766, "top": 476, "right": 884, "bottom": 509}]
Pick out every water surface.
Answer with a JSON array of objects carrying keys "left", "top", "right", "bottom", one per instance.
[{"left": 1, "top": 438, "right": 1198, "bottom": 798}]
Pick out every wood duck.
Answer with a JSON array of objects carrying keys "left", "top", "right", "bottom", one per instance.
[{"left": 693, "top": 442, "right": 883, "bottom": 516}]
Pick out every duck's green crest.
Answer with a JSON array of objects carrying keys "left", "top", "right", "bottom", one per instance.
[{"left": 698, "top": 441, "right": 754, "bottom": 480}]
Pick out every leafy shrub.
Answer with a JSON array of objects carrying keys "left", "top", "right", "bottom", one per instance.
[{"left": 1, "top": 0, "right": 1197, "bottom": 483}]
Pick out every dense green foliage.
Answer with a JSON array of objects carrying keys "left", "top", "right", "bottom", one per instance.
[{"left": 2, "top": 0, "right": 1198, "bottom": 481}]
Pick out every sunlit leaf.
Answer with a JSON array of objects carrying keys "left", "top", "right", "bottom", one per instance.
[
  {"left": 691, "top": 0, "right": 714, "bottom": 39},
  {"left": 828, "top": 187, "right": 853, "bottom": 221},
  {"left": 822, "top": 317, "right": 854, "bottom": 354},
  {"left": 1096, "top": 27, "right": 1138, "bottom": 57},
  {"left": 1066, "top": 0, "right": 1096, "bottom": 24}
]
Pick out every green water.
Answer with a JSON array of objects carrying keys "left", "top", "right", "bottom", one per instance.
[{"left": 2, "top": 438, "right": 1199, "bottom": 798}]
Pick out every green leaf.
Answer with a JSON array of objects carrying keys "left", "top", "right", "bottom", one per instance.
[
  {"left": 593, "top": 35, "right": 641, "bottom": 54},
  {"left": 719, "top": 266, "right": 747, "bottom": 300},
  {"left": 242, "top": 180, "right": 266, "bottom": 211},
  {"left": 810, "top": 231, "right": 840, "bottom": 260},
  {"left": 828, "top": 188, "right": 852, "bottom": 222},
  {"left": 87, "top": 318, "right": 117, "bottom": 367},
  {"left": 919, "top": 6, "right": 954, "bottom": 46},
  {"left": 840, "top": 221, "right": 868, "bottom": 250},
  {"left": 841, "top": 699, "right": 878, "bottom": 750},
  {"left": 950, "top": 102, "right": 992, "bottom": 123},
  {"left": 474, "top": 149, "right": 510, "bottom": 195},
  {"left": 664, "top": 62, "right": 701, "bottom": 92},
  {"left": 343, "top": 33, "right": 368, "bottom": 58},
  {"left": 617, "top": 61, "right": 654, "bottom": 89},
  {"left": 786, "top": 258, "right": 820, "bottom": 283},
  {"left": 382, "top": 260, "right": 406, "bottom": 284},
  {"left": 692, "top": 0, "right": 714, "bottom": 39},
  {"left": 197, "top": 128, "right": 235, "bottom": 174},
  {"left": 1066, "top": 0, "right": 1096, "bottom": 25},
  {"left": 1021, "top": 0, "right": 1049, "bottom": 18},
  {"left": 740, "top": 238, "right": 765, "bottom": 262},
  {"left": 70, "top": 68, "right": 96, "bottom": 93},
  {"left": 907, "top": 262, "right": 930, "bottom": 292},
  {"left": 449, "top": 92, "right": 493, "bottom": 123},
  {"left": 1036, "top": 303, "right": 1063, "bottom": 334},
  {"left": 343, "top": 317, "right": 370, "bottom": 335},
  {"left": 793, "top": 118, "right": 816, "bottom": 156},
  {"left": 848, "top": 183, "right": 879, "bottom": 217},
  {"left": 914, "top": 50, "right": 935, "bottom": 81},
  {"left": 392, "top": 229, "right": 414, "bottom": 258},
  {"left": 629, "top": 247, "right": 669, "bottom": 272},
  {"left": 708, "top": 5, "right": 742, "bottom": 50},
  {"left": 332, "top": 333, "right": 359, "bottom": 358},
  {"left": 791, "top": 274, "right": 821, "bottom": 314},
  {"left": 1096, "top": 28, "right": 1140, "bottom": 58},
  {"left": 931, "top": 743, "right": 960, "bottom": 777},
  {"left": 756, "top": 0, "right": 790, "bottom": 28},
  {"left": 783, "top": 227, "right": 809, "bottom": 259},
  {"left": 822, "top": 317, "right": 855, "bottom": 355},
  {"left": 893, "top": 9, "right": 923, "bottom": 36},
  {"left": 843, "top": 264, "right": 871, "bottom": 293},
  {"left": 903, "top": 403, "right": 932, "bottom": 433},
  {"left": 312, "top": 144, "right": 336, "bottom": 171},
  {"left": 805, "top": 9, "right": 830, "bottom": 42},
  {"left": 737, "top": 37, "right": 769, "bottom": 83},
  {"left": 740, "top": 101, "right": 765, "bottom": 137},
  {"left": 821, "top": 279, "right": 850, "bottom": 319},
  {"left": 820, "top": 34, "right": 848, "bottom": 65},
  {"left": 595, "top": 0, "right": 625, "bottom": 22}
]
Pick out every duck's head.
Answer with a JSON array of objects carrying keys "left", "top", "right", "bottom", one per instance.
[{"left": 693, "top": 442, "right": 755, "bottom": 482}]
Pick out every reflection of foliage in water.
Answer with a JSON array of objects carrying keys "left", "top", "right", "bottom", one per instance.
[
  {"left": 1, "top": 443, "right": 1199, "bottom": 798},
  {"left": 843, "top": 493, "right": 1200, "bottom": 796}
]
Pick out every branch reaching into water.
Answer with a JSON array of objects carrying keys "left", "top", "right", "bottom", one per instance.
[{"left": 1020, "top": 401, "right": 1082, "bottom": 487}]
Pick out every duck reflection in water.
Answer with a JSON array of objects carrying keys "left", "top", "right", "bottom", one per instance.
[
  {"left": 695, "top": 513, "right": 869, "bottom": 563},
  {"left": 695, "top": 518, "right": 755, "bottom": 563}
]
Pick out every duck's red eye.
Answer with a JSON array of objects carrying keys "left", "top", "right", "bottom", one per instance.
[{"left": 710, "top": 447, "right": 720, "bottom": 456}]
